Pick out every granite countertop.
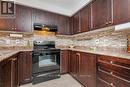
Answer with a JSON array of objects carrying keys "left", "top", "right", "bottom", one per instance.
[
  {"left": 0, "top": 49, "right": 32, "bottom": 62},
  {"left": 0, "top": 47, "right": 130, "bottom": 63},
  {"left": 60, "top": 47, "right": 130, "bottom": 60}
]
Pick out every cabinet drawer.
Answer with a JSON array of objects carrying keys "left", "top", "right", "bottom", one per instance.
[
  {"left": 98, "top": 55, "right": 130, "bottom": 68},
  {"left": 98, "top": 61, "right": 112, "bottom": 73},
  {"left": 97, "top": 78, "right": 112, "bottom": 87},
  {"left": 113, "top": 75, "right": 130, "bottom": 87},
  {"left": 98, "top": 59, "right": 130, "bottom": 81},
  {"left": 98, "top": 69, "right": 113, "bottom": 84},
  {"left": 110, "top": 64, "right": 130, "bottom": 81}
]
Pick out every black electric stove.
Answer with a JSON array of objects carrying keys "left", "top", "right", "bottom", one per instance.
[{"left": 32, "top": 41, "right": 60, "bottom": 84}]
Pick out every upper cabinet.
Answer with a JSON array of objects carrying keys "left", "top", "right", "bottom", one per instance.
[
  {"left": 91, "top": 0, "right": 130, "bottom": 30},
  {"left": 72, "top": 4, "right": 91, "bottom": 34},
  {"left": 113, "top": 0, "right": 130, "bottom": 25},
  {"left": 91, "top": 0, "right": 112, "bottom": 30},
  {"left": 80, "top": 4, "right": 91, "bottom": 32},
  {"left": 15, "top": 5, "right": 33, "bottom": 32},
  {"left": 33, "top": 9, "right": 70, "bottom": 35},
  {"left": 73, "top": 12, "right": 80, "bottom": 34},
  {"left": 0, "top": 5, "right": 33, "bottom": 32},
  {"left": 0, "top": 18, "right": 15, "bottom": 31}
]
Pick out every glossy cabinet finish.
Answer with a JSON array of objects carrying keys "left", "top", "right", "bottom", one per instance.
[
  {"left": 80, "top": 4, "right": 91, "bottom": 32},
  {"left": 61, "top": 50, "right": 70, "bottom": 74},
  {"left": 0, "top": 5, "right": 32, "bottom": 32},
  {"left": 0, "top": 55, "right": 18, "bottom": 87},
  {"left": 70, "top": 51, "right": 78, "bottom": 78},
  {"left": 91, "top": 0, "right": 112, "bottom": 29},
  {"left": 113, "top": 0, "right": 130, "bottom": 25},
  {"left": 73, "top": 13, "right": 81, "bottom": 34},
  {"left": 69, "top": 51, "right": 96, "bottom": 87},
  {"left": 15, "top": 5, "right": 33, "bottom": 32},
  {"left": 18, "top": 51, "right": 32, "bottom": 85},
  {"left": 33, "top": 8, "right": 70, "bottom": 35},
  {"left": 0, "top": 19, "right": 15, "bottom": 31},
  {"left": 97, "top": 55, "right": 130, "bottom": 87}
]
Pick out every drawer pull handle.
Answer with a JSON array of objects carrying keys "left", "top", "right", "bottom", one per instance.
[
  {"left": 110, "top": 72, "right": 113, "bottom": 75},
  {"left": 110, "top": 83, "right": 114, "bottom": 86},
  {"left": 110, "top": 61, "right": 113, "bottom": 64}
]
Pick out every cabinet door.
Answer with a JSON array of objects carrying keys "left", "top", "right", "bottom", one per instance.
[
  {"left": 79, "top": 52, "right": 96, "bottom": 87},
  {"left": 56, "top": 15, "right": 69, "bottom": 35},
  {"left": 15, "top": 5, "right": 32, "bottom": 32},
  {"left": 73, "top": 13, "right": 80, "bottom": 34},
  {"left": 0, "top": 18, "right": 15, "bottom": 31},
  {"left": 11, "top": 57, "right": 18, "bottom": 87},
  {"left": 33, "top": 9, "right": 51, "bottom": 25},
  {"left": 69, "top": 17, "right": 74, "bottom": 34},
  {"left": 80, "top": 4, "right": 91, "bottom": 32},
  {"left": 1, "top": 60, "right": 12, "bottom": 87},
  {"left": 18, "top": 51, "right": 32, "bottom": 85},
  {"left": 61, "top": 50, "right": 70, "bottom": 74},
  {"left": 1, "top": 57, "right": 18, "bottom": 87},
  {"left": 91, "top": 0, "right": 112, "bottom": 29},
  {"left": 113, "top": 0, "right": 130, "bottom": 25},
  {"left": 33, "top": 8, "right": 70, "bottom": 35},
  {"left": 70, "top": 51, "right": 78, "bottom": 78}
]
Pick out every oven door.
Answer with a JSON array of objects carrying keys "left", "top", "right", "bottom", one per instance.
[{"left": 32, "top": 50, "right": 60, "bottom": 74}]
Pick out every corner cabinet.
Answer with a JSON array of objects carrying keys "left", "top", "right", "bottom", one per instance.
[
  {"left": 69, "top": 51, "right": 96, "bottom": 87},
  {"left": 80, "top": 4, "right": 91, "bottom": 32},
  {"left": 0, "top": 4, "right": 33, "bottom": 32},
  {"left": 0, "top": 55, "right": 18, "bottom": 87},
  {"left": 60, "top": 50, "right": 70, "bottom": 74}
]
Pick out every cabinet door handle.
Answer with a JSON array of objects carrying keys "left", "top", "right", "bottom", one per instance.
[
  {"left": 106, "top": 22, "right": 109, "bottom": 25},
  {"left": 108, "top": 21, "right": 112, "bottom": 24},
  {"left": 76, "top": 53, "right": 81, "bottom": 73}
]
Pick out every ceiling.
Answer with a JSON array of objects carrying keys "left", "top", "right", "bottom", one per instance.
[{"left": 15, "top": 0, "right": 92, "bottom": 16}]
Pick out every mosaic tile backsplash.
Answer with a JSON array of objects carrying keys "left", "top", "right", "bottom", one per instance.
[{"left": 0, "top": 26, "right": 129, "bottom": 51}]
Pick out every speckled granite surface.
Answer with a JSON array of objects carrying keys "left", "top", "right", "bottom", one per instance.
[
  {"left": 59, "top": 47, "right": 130, "bottom": 60},
  {"left": 0, "top": 46, "right": 130, "bottom": 63},
  {"left": 0, "top": 49, "right": 32, "bottom": 62}
]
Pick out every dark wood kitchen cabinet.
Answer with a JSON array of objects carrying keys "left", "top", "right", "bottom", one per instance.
[
  {"left": 91, "top": 0, "right": 112, "bottom": 30},
  {"left": 113, "top": 0, "right": 130, "bottom": 25},
  {"left": 18, "top": 51, "right": 32, "bottom": 85},
  {"left": 70, "top": 51, "right": 79, "bottom": 79},
  {"left": 97, "top": 55, "right": 130, "bottom": 87},
  {"left": 70, "top": 51, "right": 96, "bottom": 87},
  {"left": 69, "top": 17, "right": 74, "bottom": 34},
  {"left": 15, "top": 5, "right": 33, "bottom": 32},
  {"left": 0, "top": 18, "right": 15, "bottom": 31},
  {"left": 33, "top": 8, "right": 70, "bottom": 35},
  {"left": 80, "top": 4, "right": 91, "bottom": 32},
  {"left": 0, "top": 4, "right": 32, "bottom": 32},
  {"left": 0, "top": 55, "right": 18, "bottom": 87},
  {"left": 73, "top": 12, "right": 81, "bottom": 34},
  {"left": 79, "top": 52, "right": 96, "bottom": 87},
  {"left": 61, "top": 50, "right": 70, "bottom": 74}
]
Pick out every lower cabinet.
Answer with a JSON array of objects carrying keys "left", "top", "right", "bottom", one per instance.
[
  {"left": 18, "top": 51, "right": 32, "bottom": 85},
  {"left": 97, "top": 55, "right": 130, "bottom": 87},
  {"left": 0, "top": 55, "right": 18, "bottom": 87},
  {"left": 69, "top": 51, "right": 97, "bottom": 87},
  {"left": 61, "top": 50, "right": 70, "bottom": 74}
]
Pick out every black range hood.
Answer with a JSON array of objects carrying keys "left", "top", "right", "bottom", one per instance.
[{"left": 34, "top": 23, "right": 58, "bottom": 32}]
